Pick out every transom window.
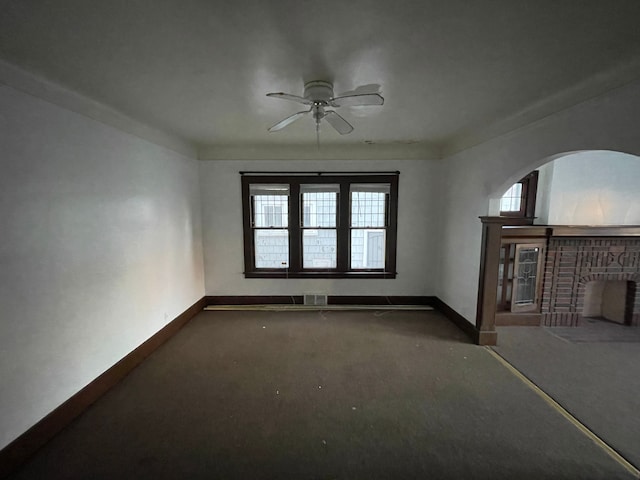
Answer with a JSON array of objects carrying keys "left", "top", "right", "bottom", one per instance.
[
  {"left": 500, "top": 183, "right": 523, "bottom": 213},
  {"left": 500, "top": 171, "right": 538, "bottom": 218},
  {"left": 241, "top": 173, "right": 399, "bottom": 278}
]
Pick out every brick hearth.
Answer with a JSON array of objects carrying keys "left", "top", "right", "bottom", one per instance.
[{"left": 542, "top": 237, "right": 640, "bottom": 326}]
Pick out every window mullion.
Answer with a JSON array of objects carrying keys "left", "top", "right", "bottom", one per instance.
[
  {"left": 337, "top": 180, "right": 350, "bottom": 272},
  {"left": 241, "top": 177, "right": 254, "bottom": 273},
  {"left": 289, "top": 182, "right": 301, "bottom": 271},
  {"left": 386, "top": 175, "right": 399, "bottom": 274}
]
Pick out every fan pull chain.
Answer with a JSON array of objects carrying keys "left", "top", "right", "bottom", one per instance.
[{"left": 316, "top": 120, "right": 320, "bottom": 150}]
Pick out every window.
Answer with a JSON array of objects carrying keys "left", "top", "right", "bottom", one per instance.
[
  {"left": 301, "top": 184, "right": 338, "bottom": 268},
  {"left": 241, "top": 173, "right": 399, "bottom": 278},
  {"left": 500, "top": 183, "right": 523, "bottom": 213},
  {"left": 250, "top": 184, "right": 289, "bottom": 268},
  {"left": 350, "top": 184, "right": 389, "bottom": 269},
  {"left": 500, "top": 171, "right": 538, "bottom": 218}
]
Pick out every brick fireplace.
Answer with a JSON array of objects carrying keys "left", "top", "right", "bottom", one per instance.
[{"left": 542, "top": 237, "right": 640, "bottom": 326}]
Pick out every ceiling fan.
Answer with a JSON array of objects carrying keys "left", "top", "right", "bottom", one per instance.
[{"left": 266, "top": 80, "right": 384, "bottom": 136}]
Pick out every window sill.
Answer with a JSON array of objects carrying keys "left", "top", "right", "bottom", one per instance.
[{"left": 244, "top": 271, "right": 397, "bottom": 279}]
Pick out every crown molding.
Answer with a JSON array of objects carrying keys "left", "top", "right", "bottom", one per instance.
[
  {"left": 197, "top": 142, "right": 442, "bottom": 161},
  {"left": 0, "top": 59, "right": 197, "bottom": 158},
  {"left": 441, "top": 56, "right": 640, "bottom": 158}
]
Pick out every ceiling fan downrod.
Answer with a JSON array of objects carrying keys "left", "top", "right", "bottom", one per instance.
[{"left": 312, "top": 103, "right": 323, "bottom": 149}]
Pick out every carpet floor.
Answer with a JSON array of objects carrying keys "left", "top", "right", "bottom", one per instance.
[
  {"left": 494, "top": 324, "right": 640, "bottom": 470},
  {"left": 545, "top": 317, "right": 640, "bottom": 343},
  {"left": 8, "top": 310, "right": 637, "bottom": 479}
]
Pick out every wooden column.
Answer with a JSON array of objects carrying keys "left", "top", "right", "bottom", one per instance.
[
  {"left": 476, "top": 216, "right": 535, "bottom": 345},
  {"left": 475, "top": 218, "right": 502, "bottom": 345}
]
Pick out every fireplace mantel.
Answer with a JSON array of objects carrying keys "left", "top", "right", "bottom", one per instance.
[{"left": 502, "top": 225, "right": 640, "bottom": 237}]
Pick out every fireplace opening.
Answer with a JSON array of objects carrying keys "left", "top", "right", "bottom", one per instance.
[{"left": 582, "top": 280, "right": 635, "bottom": 325}]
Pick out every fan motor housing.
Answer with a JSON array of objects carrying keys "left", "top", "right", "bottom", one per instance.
[{"left": 304, "top": 80, "right": 334, "bottom": 103}]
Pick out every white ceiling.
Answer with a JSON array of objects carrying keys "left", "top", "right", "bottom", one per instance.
[{"left": 2, "top": 0, "right": 640, "bottom": 159}]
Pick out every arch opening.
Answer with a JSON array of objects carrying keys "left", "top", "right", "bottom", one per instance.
[{"left": 489, "top": 150, "right": 640, "bottom": 226}]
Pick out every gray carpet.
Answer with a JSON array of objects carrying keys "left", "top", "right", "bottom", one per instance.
[
  {"left": 494, "top": 325, "right": 640, "bottom": 471},
  {"left": 9, "top": 311, "right": 637, "bottom": 479},
  {"left": 546, "top": 317, "right": 640, "bottom": 343}
]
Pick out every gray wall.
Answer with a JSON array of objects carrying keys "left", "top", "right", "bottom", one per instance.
[
  {"left": 536, "top": 151, "right": 640, "bottom": 225},
  {"left": 200, "top": 159, "right": 442, "bottom": 297},
  {"left": 0, "top": 84, "right": 205, "bottom": 449}
]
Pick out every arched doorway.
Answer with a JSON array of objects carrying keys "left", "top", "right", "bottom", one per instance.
[{"left": 477, "top": 150, "right": 640, "bottom": 341}]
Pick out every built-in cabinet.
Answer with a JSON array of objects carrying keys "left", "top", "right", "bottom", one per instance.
[
  {"left": 498, "top": 240, "right": 545, "bottom": 314},
  {"left": 512, "top": 244, "right": 544, "bottom": 312},
  {"left": 496, "top": 229, "right": 547, "bottom": 325}
]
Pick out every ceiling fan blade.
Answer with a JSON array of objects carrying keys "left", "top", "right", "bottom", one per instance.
[
  {"left": 266, "top": 92, "right": 313, "bottom": 105},
  {"left": 330, "top": 93, "right": 384, "bottom": 107},
  {"left": 268, "top": 110, "right": 310, "bottom": 132},
  {"left": 324, "top": 111, "right": 354, "bottom": 135}
]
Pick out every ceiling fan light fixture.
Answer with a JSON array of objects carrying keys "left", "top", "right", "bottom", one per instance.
[
  {"left": 266, "top": 80, "right": 384, "bottom": 136},
  {"left": 303, "top": 80, "right": 334, "bottom": 104}
]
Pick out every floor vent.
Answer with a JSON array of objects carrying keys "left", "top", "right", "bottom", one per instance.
[{"left": 304, "top": 294, "right": 328, "bottom": 306}]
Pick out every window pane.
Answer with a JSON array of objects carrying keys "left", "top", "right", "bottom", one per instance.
[
  {"left": 351, "top": 183, "right": 391, "bottom": 194},
  {"left": 301, "top": 186, "right": 337, "bottom": 227},
  {"left": 351, "top": 229, "right": 385, "bottom": 269},
  {"left": 303, "top": 205, "right": 312, "bottom": 226},
  {"left": 513, "top": 247, "right": 540, "bottom": 306},
  {"left": 253, "top": 195, "right": 288, "bottom": 227},
  {"left": 303, "top": 230, "right": 337, "bottom": 268},
  {"left": 351, "top": 191, "right": 386, "bottom": 227},
  {"left": 254, "top": 230, "right": 289, "bottom": 268},
  {"left": 249, "top": 184, "right": 289, "bottom": 196},
  {"left": 500, "top": 183, "right": 522, "bottom": 212}
]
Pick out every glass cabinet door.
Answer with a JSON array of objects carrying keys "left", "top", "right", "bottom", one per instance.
[{"left": 511, "top": 243, "right": 544, "bottom": 313}]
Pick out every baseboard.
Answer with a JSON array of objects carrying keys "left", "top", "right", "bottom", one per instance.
[
  {"left": 205, "top": 295, "right": 434, "bottom": 306},
  {"left": 0, "top": 296, "right": 207, "bottom": 479},
  {"left": 205, "top": 295, "right": 483, "bottom": 344},
  {"left": 328, "top": 296, "right": 433, "bottom": 305},
  {"left": 206, "top": 295, "right": 304, "bottom": 305},
  {"left": 428, "top": 297, "right": 489, "bottom": 345}
]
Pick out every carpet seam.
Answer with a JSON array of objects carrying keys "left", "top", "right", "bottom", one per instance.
[{"left": 485, "top": 347, "right": 640, "bottom": 478}]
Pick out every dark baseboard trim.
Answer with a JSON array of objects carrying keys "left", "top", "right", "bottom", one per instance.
[
  {"left": 428, "top": 297, "right": 490, "bottom": 345},
  {"left": 329, "top": 296, "right": 433, "bottom": 305},
  {"left": 205, "top": 295, "right": 484, "bottom": 344},
  {"left": 206, "top": 295, "right": 304, "bottom": 305},
  {"left": 205, "top": 295, "right": 434, "bottom": 306},
  {"left": 0, "top": 296, "right": 207, "bottom": 479}
]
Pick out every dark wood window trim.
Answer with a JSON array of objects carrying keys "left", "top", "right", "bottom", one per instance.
[
  {"left": 500, "top": 170, "right": 538, "bottom": 218},
  {"left": 241, "top": 172, "right": 399, "bottom": 279}
]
